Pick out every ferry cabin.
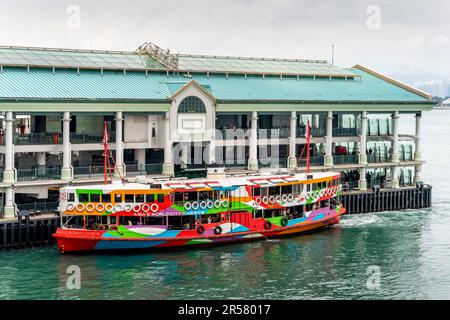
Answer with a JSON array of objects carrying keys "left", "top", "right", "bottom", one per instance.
[{"left": 59, "top": 172, "right": 342, "bottom": 233}]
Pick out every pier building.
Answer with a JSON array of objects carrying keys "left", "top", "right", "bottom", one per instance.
[{"left": 0, "top": 42, "right": 434, "bottom": 218}]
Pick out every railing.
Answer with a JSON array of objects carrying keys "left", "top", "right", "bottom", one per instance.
[
  {"left": 367, "top": 152, "right": 392, "bottom": 163},
  {"left": 367, "top": 118, "right": 392, "bottom": 136},
  {"left": 13, "top": 133, "right": 62, "bottom": 145},
  {"left": 333, "top": 154, "right": 359, "bottom": 165},
  {"left": 70, "top": 132, "right": 115, "bottom": 144},
  {"left": 258, "top": 157, "right": 287, "bottom": 168},
  {"left": 16, "top": 201, "right": 59, "bottom": 214},
  {"left": 332, "top": 127, "right": 360, "bottom": 137},
  {"left": 297, "top": 127, "right": 326, "bottom": 137},
  {"left": 73, "top": 165, "right": 104, "bottom": 178},
  {"left": 16, "top": 167, "right": 61, "bottom": 181},
  {"left": 297, "top": 155, "right": 324, "bottom": 167}
]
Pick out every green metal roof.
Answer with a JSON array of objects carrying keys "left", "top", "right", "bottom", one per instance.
[
  {"left": 0, "top": 66, "right": 431, "bottom": 104},
  {"left": 0, "top": 45, "right": 356, "bottom": 78}
]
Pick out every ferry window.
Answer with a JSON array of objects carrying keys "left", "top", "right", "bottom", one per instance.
[
  {"left": 292, "top": 184, "right": 302, "bottom": 195},
  {"left": 114, "top": 194, "right": 123, "bottom": 203},
  {"left": 259, "top": 187, "right": 268, "bottom": 197},
  {"left": 90, "top": 193, "right": 100, "bottom": 202},
  {"left": 124, "top": 194, "right": 134, "bottom": 203},
  {"left": 110, "top": 216, "right": 116, "bottom": 225},
  {"left": 186, "top": 192, "right": 197, "bottom": 202},
  {"left": 174, "top": 192, "right": 183, "bottom": 202},
  {"left": 78, "top": 193, "right": 89, "bottom": 202},
  {"left": 269, "top": 186, "right": 279, "bottom": 196},
  {"left": 102, "top": 194, "right": 111, "bottom": 203},
  {"left": 67, "top": 193, "right": 75, "bottom": 202},
  {"left": 135, "top": 194, "right": 145, "bottom": 203},
  {"left": 199, "top": 191, "right": 212, "bottom": 201},
  {"left": 147, "top": 194, "right": 155, "bottom": 202},
  {"left": 306, "top": 184, "right": 312, "bottom": 192},
  {"left": 157, "top": 194, "right": 165, "bottom": 202},
  {"left": 253, "top": 187, "right": 261, "bottom": 197},
  {"left": 281, "top": 185, "right": 292, "bottom": 194}
]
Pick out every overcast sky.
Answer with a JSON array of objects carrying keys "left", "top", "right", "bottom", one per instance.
[{"left": 0, "top": 0, "right": 449, "bottom": 78}]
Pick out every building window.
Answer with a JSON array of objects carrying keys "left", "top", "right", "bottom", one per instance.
[{"left": 178, "top": 96, "right": 206, "bottom": 113}]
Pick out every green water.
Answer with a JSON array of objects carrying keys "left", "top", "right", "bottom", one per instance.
[{"left": 1, "top": 110, "right": 449, "bottom": 300}]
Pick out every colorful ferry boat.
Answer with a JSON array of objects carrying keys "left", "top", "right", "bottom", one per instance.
[{"left": 53, "top": 171, "right": 346, "bottom": 253}]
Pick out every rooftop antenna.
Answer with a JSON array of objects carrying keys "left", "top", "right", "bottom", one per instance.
[{"left": 331, "top": 44, "right": 335, "bottom": 65}]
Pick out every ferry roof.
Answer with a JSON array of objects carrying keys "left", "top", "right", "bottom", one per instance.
[
  {"left": 0, "top": 43, "right": 433, "bottom": 105},
  {"left": 62, "top": 171, "right": 341, "bottom": 192}
]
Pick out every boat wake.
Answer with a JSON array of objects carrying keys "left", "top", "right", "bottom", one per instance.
[{"left": 337, "top": 213, "right": 380, "bottom": 228}]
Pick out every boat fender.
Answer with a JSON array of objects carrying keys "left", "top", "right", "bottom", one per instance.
[
  {"left": 264, "top": 220, "right": 272, "bottom": 230},
  {"left": 114, "top": 204, "right": 123, "bottom": 213},
  {"left": 213, "top": 200, "right": 221, "bottom": 209},
  {"left": 200, "top": 201, "right": 207, "bottom": 210},
  {"left": 76, "top": 203, "right": 85, "bottom": 212},
  {"left": 96, "top": 203, "right": 105, "bottom": 212},
  {"left": 66, "top": 203, "right": 75, "bottom": 212},
  {"left": 105, "top": 203, "right": 114, "bottom": 212},
  {"left": 262, "top": 196, "right": 269, "bottom": 204},
  {"left": 150, "top": 203, "right": 159, "bottom": 213},
  {"left": 214, "top": 226, "right": 223, "bottom": 235},
  {"left": 221, "top": 199, "right": 229, "bottom": 208},
  {"left": 255, "top": 197, "right": 262, "bottom": 205},
  {"left": 192, "top": 201, "right": 199, "bottom": 210},
  {"left": 133, "top": 204, "right": 141, "bottom": 213},
  {"left": 197, "top": 225, "right": 205, "bottom": 234},
  {"left": 184, "top": 202, "right": 192, "bottom": 211},
  {"left": 141, "top": 203, "right": 151, "bottom": 213},
  {"left": 281, "top": 194, "right": 288, "bottom": 202},
  {"left": 280, "top": 217, "right": 288, "bottom": 227},
  {"left": 207, "top": 200, "right": 214, "bottom": 209}
]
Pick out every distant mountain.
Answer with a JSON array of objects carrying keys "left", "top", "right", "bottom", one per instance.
[{"left": 389, "top": 73, "right": 450, "bottom": 98}]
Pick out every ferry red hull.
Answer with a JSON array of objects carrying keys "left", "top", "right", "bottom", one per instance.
[{"left": 53, "top": 208, "right": 344, "bottom": 254}]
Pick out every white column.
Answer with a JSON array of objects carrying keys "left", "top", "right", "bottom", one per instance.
[
  {"left": 248, "top": 111, "right": 258, "bottom": 170},
  {"left": 324, "top": 111, "right": 333, "bottom": 167},
  {"left": 414, "top": 112, "right": 421, "bottom": 161},
  {"left": 61, "top": 111, "right": 72, "bottom": 180},
  {"left": 115, "top": 111, "right": 125, "bottom": 177},
  {"left": 359, "top": 111, "right": 368, "bottom": 165},
  {"left": 391, "top": 111, "right": 400, "bottom": 188},
  {"left": 414, "top": 112, "right": 422, "bottom": 183},
  {"left": 3, "top": 112, "right": 15, "bottom": 184},
  {"left": 288, "top": 111, "right": 297, "bottom": 169},
  {"left": 3, "top": 112, "right": 15, "bottom": 217},
  {"left": 208, "top": 108, "right": 216, "bottom": 164},
  {"left": 162, "top": 112, "right": 174, "bottom": 176}
]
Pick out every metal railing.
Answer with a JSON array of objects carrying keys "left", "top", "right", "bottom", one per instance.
[
  {"left": 16, "top": 167, "right": 61, "bottom": 181},
  {"left": 13, "top": 133, "right": 62, "bottom": 145},
  {"left": 16, "top": 201, "right": 59, "bottom": 214},
  {"left": 332, "top": 127, "right": 360, "bottom": 137},
  {"left": 333, "top": 154, "right": 359, "bottom": 165},
  {"left": 70, "top": 132, "right": 115, "bottom": 144}
]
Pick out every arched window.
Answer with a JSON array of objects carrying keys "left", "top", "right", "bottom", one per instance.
[{"left": 178, "top": 96, "right": 206, "bottom": 113}]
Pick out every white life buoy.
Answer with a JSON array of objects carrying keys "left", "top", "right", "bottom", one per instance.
[
  {"left": 133, "top": 204, "right": 141, "bottom": 213},
  {"left": 281, "top": 194, "right": 288, "bottom": 202},
  {"left": 114, "top": 203, "right": 123, "bottom": 213},
  {"left": 269, "top": 196, "right": 275, "bottom": 204},
  {"left": 184, "top": 202, "right": 192, "bottom": 211},
  {"left": 319, "top": 190, "right": 324, "bottom": 197},
  {"left": 288, "top": 194, "right": 294, "bottom": 202},
  {"left": 262, "top": 196, "right": 269, "bottom": 204},
  {"left": 192, "top": 201, "right": 199, "bottom": 210},
  {"left": 214, "top": 200, "right": 221, "bottom": 209},
  {"left": 275, "top": 195, "right": 281, "bottom": 203},
  {"left": 151, "top": 203, "right": 159, "bottom": 212},
  {"left": 142, "top": 203, "right": 151, "bottom": 213},
  {"left": 255, "top": 197, "right": 262, "bottom": 205},
  {"left": 96, "top": 203, "right": 105, "bottom": 212},
  {"left": 200, "top": 201, "right": 207, "bottom": 210},
  {"left": 124, "top": 204, "right": 133, "bottom": 213},
  {"left": 221, "top": 199, "right": 229, "bottom": 208},
  {"left": 105, "top": 203, "right": 114, "bottom": 212},
  {"left": 66, "top": 203, "right": 75, "bottom": 212},
  {"left": 76, "top": 203, "right": 85, "bottom": 212},
  {"left": 207, "top": 200, "right": 214, "bottom": 209}
]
